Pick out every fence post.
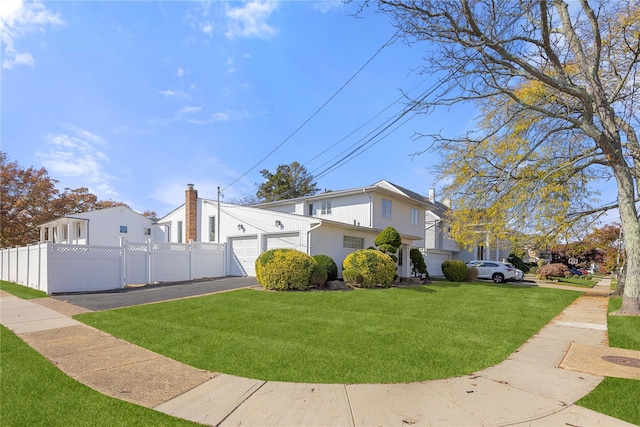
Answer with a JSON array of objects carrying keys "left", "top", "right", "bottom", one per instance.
[
  {"left": 189, "top": 239, "right": 194, "bottom": 281},
  {"left": 147, "top": 239, "right": 153, "bottom": 284},
  {"left": 45, "top": 242, "right": 52, "bottom": 295},
  {"left": 120, "top": 237, "right": 127, "bottom": 289},
  {"left": 25, "top": 244, "right": 31, "bottom": 287}
]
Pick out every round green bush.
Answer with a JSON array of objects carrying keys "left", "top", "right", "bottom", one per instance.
[
  {"left": 441, "top": 260, "right": 467, "bottom": 282},
  {"left": 255, "top": 248, "right": 316, "bottom": 291},
  {"left": 310, "top": 264, "right": 328, "bottom": 288},
  {"left": 342, "top": 249, "right": 396, "bottom": 288},
  {"left": 312, "top": 254, "right": 338, "bottom": 281}
]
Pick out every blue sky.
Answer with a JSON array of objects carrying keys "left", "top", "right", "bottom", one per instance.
[
  {"left": 2, "top": 0, "right": 477, "bottom": 217},
  {"left": 2, "top": 0, "right": 619, "bottom": 227}
]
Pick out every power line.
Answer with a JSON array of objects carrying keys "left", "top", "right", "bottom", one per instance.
[{"left": 222, "top": 31, "right": 399, "bottom": 192}]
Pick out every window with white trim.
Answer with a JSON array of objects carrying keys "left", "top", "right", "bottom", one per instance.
[
  {"left": 177, "top": 221, "right": 183, "bottom": 243},
  {"left": 120, "top": 225, "right": 128, "bottom": 233},
  {"left": 321, "top": 200, "right": 332, "bottom": 215},
  {"left": 209, "top": 216, "right": 216, "bottom": 242},
  {"left": 382, "top": 199, "right": 392, "bottom": 219},
  {"left": 143, "top": 228, "right": 151, "bottom": 236},
  {"left": 411, "top": 208, "right": 419, "bottom": 226}
]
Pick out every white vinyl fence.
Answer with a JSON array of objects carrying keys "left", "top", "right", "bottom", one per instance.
[{"left": 1, "top": 240, "right": 226, "bottom": 295}]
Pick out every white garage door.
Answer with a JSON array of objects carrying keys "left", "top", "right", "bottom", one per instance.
[
  {"left": 230, "top": 236, "right": 258, "bottom": 276},
  {"left": 266, "top": 233, "right": 300, "bottom": 250},
  {"left": 425, "top": 252, "right": 451, "bottom": 277}
]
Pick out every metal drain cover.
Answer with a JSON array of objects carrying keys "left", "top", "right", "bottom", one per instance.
[{"left": 601, "top": 355, "right": 640, "bottom": 368}]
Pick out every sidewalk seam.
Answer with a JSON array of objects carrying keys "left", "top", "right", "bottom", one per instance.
[{"left": 215, "top": 380, "right": 267, "bottom": 426}]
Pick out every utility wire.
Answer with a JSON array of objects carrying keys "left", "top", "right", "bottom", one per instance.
[{"left": 222, "top": 31, "right": 399, "bottom": 192}]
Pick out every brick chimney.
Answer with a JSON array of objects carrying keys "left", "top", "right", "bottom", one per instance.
[{"left": 185, "top": 184, "right": 198, "bottom": 242}]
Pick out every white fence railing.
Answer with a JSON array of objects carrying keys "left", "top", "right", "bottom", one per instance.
[{"left": 1, "top": 240, "right": 226, "bottom": 295}]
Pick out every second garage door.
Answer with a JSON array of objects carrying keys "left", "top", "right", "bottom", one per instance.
[{"left": 266, "top": 233, "right": 300, "bottom": 250}]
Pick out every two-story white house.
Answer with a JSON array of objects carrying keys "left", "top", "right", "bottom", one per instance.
[
  {"left": 158, "top": 181, "right": 427, "bottom": 278},
  {"left": 37, "top": 206, "right": 159, "bottom": 247}
]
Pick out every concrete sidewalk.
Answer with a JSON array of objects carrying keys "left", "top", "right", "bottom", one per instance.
[{"left": 1, "top": 279, "right": 638, "bottom": 426}]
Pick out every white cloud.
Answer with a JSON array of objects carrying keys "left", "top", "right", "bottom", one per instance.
[
  {"left": 178, "top": 106, "right": 202, "bottom": 115},
  {"left": 1, "top": 0, "right": 64, "bottom": 69},
  {"left": 201, "top": 21, "right": 213, "bottom": 35},
  {"left": 158, "top": 89, "right": 189, "bottom": 98},
  {"left": 311, "top": 1, "right": 344, "bottom": 13},
  {"left": 187, "top": 112, "right": 230, "bottom": 124},
  {"left": 37, "top": 127, "right": 118, "bottom": 197},
  {"left": 177, "top": 67, "right": 188, "bottom": 77},
  {"left": 225, "top": 1, "right": 278, "bottom": 40}
]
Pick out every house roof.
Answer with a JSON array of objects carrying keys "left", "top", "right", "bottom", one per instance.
[{"left": 255, "top": 180, "right": 432, "bottom": 209}]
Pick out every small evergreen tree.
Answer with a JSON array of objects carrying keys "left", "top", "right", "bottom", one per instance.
[
  {"left": 374, "top": 226, "right": 402, "bottom": 262},
  {"left": 409, "top": 248, "right": 427, "bottom": 277}
]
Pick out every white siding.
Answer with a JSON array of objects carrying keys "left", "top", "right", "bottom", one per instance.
[
  {"left": 39, "top": 207, "right": 156, "bottom": 247},
  {"left": 371, "top": 193, "right": 424, "bottom": 238},
  {"left": 311, "top": 193, "right": 372, "bottom": 227},
  {"left": 308, "top": 224, "right": 379, "bottom": 277}
]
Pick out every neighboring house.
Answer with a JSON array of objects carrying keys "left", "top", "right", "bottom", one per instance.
[
  {"left": 37, "top": 206, "right": 159, "bottom": 247},
  {"left": 158, "top": 181, "right": 427, "bottom": 278}
]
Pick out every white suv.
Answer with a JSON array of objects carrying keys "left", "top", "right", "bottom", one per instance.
[{"left": 466, "top": 260, "right": 517, "bottom": 283}]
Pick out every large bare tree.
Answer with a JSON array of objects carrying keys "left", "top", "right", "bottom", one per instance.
[{"left": 370, "top": 0, "right": 640, "bottom": 314}]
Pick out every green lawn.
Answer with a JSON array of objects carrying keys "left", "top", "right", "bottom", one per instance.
[
  {"left": 75, "top": 283, "right": 580, "bottom": 384},
  {"left": 1, "top": 280, "right": 48, "bottom": 299},
  {"left": 0, "top": 325, "right": 201, "bottom": 427},
  {"left": 576, "top": 296, "right": 640, "bottom": 425},
  {"left": 553, "top": 276, "right": 598, "bottom": 288}
]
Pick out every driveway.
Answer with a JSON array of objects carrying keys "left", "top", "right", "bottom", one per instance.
[{"left": 53, "top": 276, "right": 259, "bottom": 311}]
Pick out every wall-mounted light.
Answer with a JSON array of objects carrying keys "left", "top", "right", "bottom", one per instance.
[
  {"left": 275, "top": 220, "right": 282, "bottom": 227},
  {"left": 237, "top": 224, "right": 244, "bottom": 231}
]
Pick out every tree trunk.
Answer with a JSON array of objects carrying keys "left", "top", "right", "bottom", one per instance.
[
  {"left": 613, "top": 264, "right": 625, "bottom": 297},
  {"left": 611, "top": 166, "right": 640, "bottom": 316}
]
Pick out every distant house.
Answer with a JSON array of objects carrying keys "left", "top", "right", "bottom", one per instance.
[
  {"left": 158, "top": 181, "right": 427, "bottom": 278},
  {"left": 37, "top": 206, "right": 158, "bottom": 247}
]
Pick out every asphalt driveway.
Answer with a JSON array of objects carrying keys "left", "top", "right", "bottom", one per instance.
[{"left": 53, "top": 276, "right": 259, "bottom": 311}]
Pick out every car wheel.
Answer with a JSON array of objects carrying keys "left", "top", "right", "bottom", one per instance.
[{"left": 493, "top": 273, "right": 505, "bottom": 283}]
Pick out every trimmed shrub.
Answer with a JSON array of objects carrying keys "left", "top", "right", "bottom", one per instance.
[
  {"left": 507, "top": 253, "right": 528, "bottom": 272},
  {"left": 310, "top": 264, "right": 328, "bottom": 288},
  {"left": 536, "top": 263, "right": 571, "bottom": 280},
  {"left": 312, "top": 254, "right": 338, "bottom": 281},
  {"left": 342, "top": 249, "right": 396, "bottom": 288},
  {"left": 342, "top": 268, "right": 363, "bottom": 286},
  {"left": 255, "top": 248, "right": 316, "bottom": 291},
  {"left": 409, "top": 248, "right": 427, "bottom": 277},
  {"left": 441, "top": 260, "right": 468, "bottom": 282},
  {"left": 465, "top": 266, "right": 479, "bottom": 282}
]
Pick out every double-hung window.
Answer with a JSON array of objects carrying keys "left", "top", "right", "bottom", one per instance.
[
  {"left": 382, "top": 199, "right": 392, "bottom": 219},
  {"left": 321, "top": 200, "right": 332, "bottom": 215},
  {"left": 411, "top": 208, "right": 419, "bottom": 226}
]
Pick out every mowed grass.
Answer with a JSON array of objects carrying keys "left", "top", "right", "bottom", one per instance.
[
  {"left": 576, "top": 296, "right": 640, "bottom": 426},
  {"left": 0, "top": 280, "right": 48, "bottom": 299},
  {"left": 0, "top": 326, "right": 201, "bottom": 427},
  {"left": 76, "top": 283, "right": 580, "bottom": 384}
]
